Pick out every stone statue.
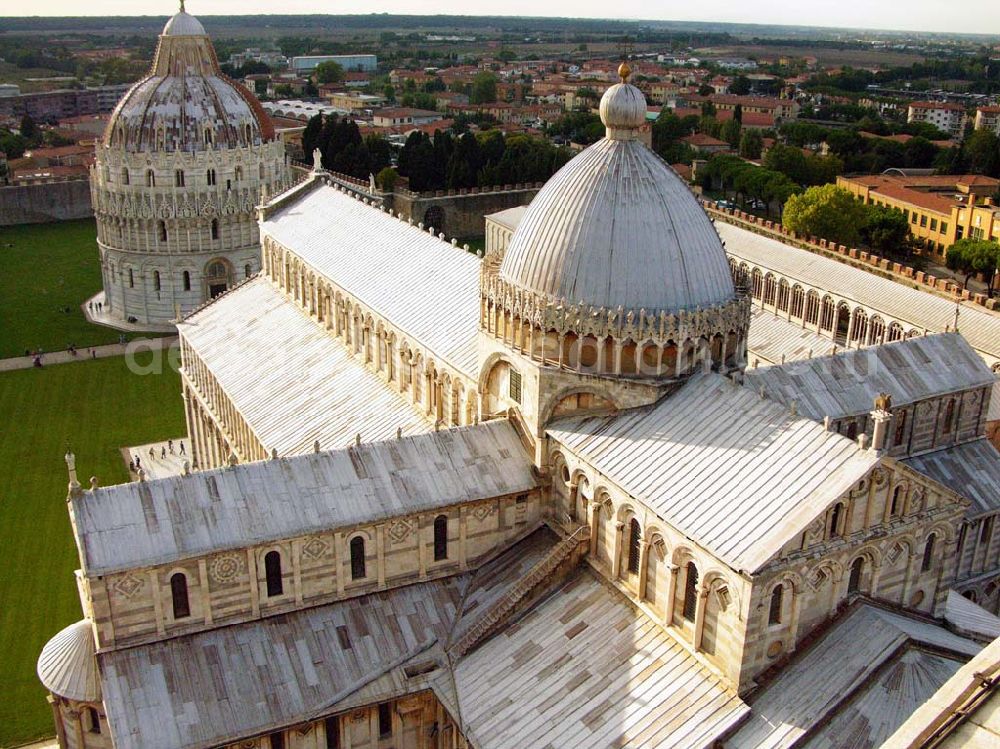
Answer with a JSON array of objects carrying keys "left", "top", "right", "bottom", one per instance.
[
  {"left": 874, "top": 392, "right": 892, "bottom": 413},
  {"left": 369, "top": 173, "right": 377, "bottom": 192},
  {"left": 312, "top": 147, "right": 323, "bottom": 172}
]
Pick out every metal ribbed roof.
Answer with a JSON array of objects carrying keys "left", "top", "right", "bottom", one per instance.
[
  {"left": 37, "top": 619, "right": 100, "bottom": 702},
  {"left": 747, "top": 304, "right": 838, "bottom": 366},
  {"left": 904, "top": 438, "right": 1000, "bottom": 518},
  {"left": 262, "top": 184, "right": 482, "bottom": 376},
  {"left": 162, "top": 10, "right": 206, "bottom": 36},
  {"left": 719, "top": 222, "right": 1000, "bottom": 364},
  {"left": 743, "top": 333, "right": 995, "bottom": 423},
  {"left": 500, "top": 137, "right": 735, "bottom": 313},
  {"left": 72, "top": 416, "right": 536, "bottom": 575},
  {"left": 548, "top": 372, "right": 877, "bottom": 572},
  {"left": 179, "top": 278, "right": 430, "bottom": 456}
]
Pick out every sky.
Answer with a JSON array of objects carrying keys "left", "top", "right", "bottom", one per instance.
[{"left": 7, "top": 0, "right": 1000, "bottom": 36}]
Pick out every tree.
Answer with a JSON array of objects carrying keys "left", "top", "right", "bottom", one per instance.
[
  {"left": 782, "top": 184, "right": 868, "bottom": 246},
  {"left": 376, "top": 166, "right": 398, "bottom": 192},
  {"left": 862, "top": 204, "right": 912, "bottom": 259},
  {"left": 729, "top": 76, "right": 751, "bottom": 95},
  {"left": 446, "top": 131, "right": 482, "bottom": 188},
  {"left": 302, "top": 113, "right": 323, "bottom": 161},
  {"left": 732, "top": 103, "right": 743, "bottom": 125},
  {"left": 739, "top": 130, "right": 764, "bottom": 160},
  {"left": 946, "top": 239, "right": 1000, "bottom": 296},
  {"left": 313, "top": 60, "right": 345, "bottom": 85},
  {"left": 720, "top": 119, "right": 742, "bottom": 148},
  {"left": 962, "top": 129, "right": 1000, "bottom": 177},
  {"left": 470, "top": 72, "right": 498, "bottom": 104},
  {"left": 19, "top": 115, "right": 39, "bottom": 144}
]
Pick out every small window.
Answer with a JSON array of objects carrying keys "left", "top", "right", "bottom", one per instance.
[
  {"left": 204, "top": 128, "right": 214, "bottom": 147},
  {"left": 350, "top": 536, "right": 366, "bottom": 580},
  {"left": 981, "top": 517, "right": 993, "bottom": 545},
  {"left": 158, "top": 220, "right": 167, "bottom": 242},
  {"left": 269, "top": 732, "right": 284, "bottom": 749},
  {"left": 175, "top": 169, "right": 185, "bottom": 187},
  {"left": 922, "top": 534, "right": 936, "bottom": 573},
  {"left": 183, "top": 270, "right": 191, "bottom": 291},
  {"left": 829, "top": 502, "right": 844, "bottom": 538},
  {"left": 235, "top": 165, "right": 244, "bottom": 181},
  {"left": 84, "top": 706, "right": 101, "bottom": 734},
  {"left": 245, "top": 263, "right": 252, "bottom": 278},
  {"left": 170, "top": 572, "right": 190, "bottom": 619},
  {"left": 121, "top": 167, "right": 129, "bottom": 185},
  {"left": 894, "top": 411, "right": 907, "bottom": 446},
  {"left": 324, "top": 716, "right": 340, "bottom": 749},
  {"left": 509, "top": 369, "right": 522, "bottom": 403},
  {"left": 768, "top": 584, "right": 783, "bottom": 625},
  {"left": 259, "top": 162, "right": 266, "bottom": 180},
  {"left": 930, "top": 218, "right": 938, "bottom": 231},
  {"left": 207, "top": 168, "right": 217, "bottom": 186},
  {"left": 128, "top": 268, "right": 134, "bottom": 288},
  {"left": 378, "top": 703, "right": 392, "bottom": 737},
  {"left": 682, "top": 561, "right": 698, "bottom": 622},
  {"left": 941, "top": 222, "right": 948, "bottom": 234},
  {"left": 848, "top": 557, "right": 864, "bottom": 594},
  {"left": 433, "top": 514, "right": 448, "bottom": 561},
  {"left": 626, "top": 518, "right": 641, "bottom": 574},
  {"left": 146, "top": 169, "right": 155, "bottom": 187},
  {"left": 264, "top": 550, "right": 283, "bottom": 597},
  {"left": 153, "top": 270, "right": 161, "bottom": 292},
  {"left": 245, "top": 124, "right": 253, "bottom": 143},
  {"left": 211, "top": 218, "right": 219, "bottom": 240},
  {"left": 943, "top": 400, "right": 955, "bottom": 435}
]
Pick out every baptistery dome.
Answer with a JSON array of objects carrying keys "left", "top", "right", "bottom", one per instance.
[
  {"left": 499, "top": 63, "right": 735, "bottom": 313},
  {"left": 104, "top": 5, "right": 273, "bottom": 153}
]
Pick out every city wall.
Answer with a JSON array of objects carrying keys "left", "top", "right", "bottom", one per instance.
[{"left": 0, "top": 179, "right": 93, "bottom": 226}]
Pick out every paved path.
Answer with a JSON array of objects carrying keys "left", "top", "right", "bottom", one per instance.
[
  {"left": 82, "top": 291, "right": 176, "bottom": 334},
  {"left": 11, "top": 738, "right": 58, "bottom": 749},
  {"left": 122, "top": 437, "right": 192, "bottom": 481},
  {"left": 0, "top": 336, "right": 178, "bottom": 373}
]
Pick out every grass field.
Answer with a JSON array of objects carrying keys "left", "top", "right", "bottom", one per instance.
[
  {"left": 0, "top": 355, "right": 185, "bottom": 747},
  {"left": 0, "top": 219, "right": 155, "bottom": 359}
]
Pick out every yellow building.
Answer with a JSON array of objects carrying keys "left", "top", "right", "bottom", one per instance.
[{"left": 837, "top": 174, "right": 1000, "bottom": 258}]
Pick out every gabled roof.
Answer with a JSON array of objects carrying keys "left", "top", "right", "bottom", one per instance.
[
  {"left": 747, "top": 304, "right": 837, "bottom": 366},
  {"left": 904, "top": 438, "right": 1000, "bottom": 518},
  {"left": 261, "top": 183, "right": 481, "bottom": 376},
  {"left": 72, "top": 419, "right": 536, "bottom": 575},
  {"left": 547, "top": 372, "right": 877, "bottom": 572},
  {"left": 179, "top": 277, "right": 430, "bottom": 457},
  {"left": 945, "top": 590, "right": 1000, "bottom": 642},
  {"left": 454, "top": 569, "right": 749, "bottom": 748},
  {"left": 726, "top": 602, "right": 980, "bottom": 749},
  {"left": 718, "top": 221, "right": 1000, "bottom": 362},
  {"left": 744, "top": 334, "right": 995, "bottom": 423}
]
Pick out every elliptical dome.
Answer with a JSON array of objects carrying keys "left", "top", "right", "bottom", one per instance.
[
  {"left": 498, "top": 66, "right": 735, "bottom": 313},
  {"left": 37, "top": 619, "right": 101, "bottom": 702},
  {"left": 104, "top": 4, "right": 273, "bottom": 153}
]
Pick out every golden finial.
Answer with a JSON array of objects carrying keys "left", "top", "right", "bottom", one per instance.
[{"left": 618, "top": 61, "right": 632, "bottom": 83}]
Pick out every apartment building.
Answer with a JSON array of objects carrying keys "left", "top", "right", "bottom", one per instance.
[{"left": 907, "top": 101, "right": 968, "bottom": 138}]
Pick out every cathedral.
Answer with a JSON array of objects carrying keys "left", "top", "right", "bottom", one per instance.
[
  {"left": 36, "top": 6, "right": 1000, "bottom": 748},
  {"left": 90, "top": 3, "right": 291, "bottom": 326}
]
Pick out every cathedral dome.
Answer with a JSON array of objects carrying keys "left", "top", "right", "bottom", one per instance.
[
  {"left": 37, "top": 619, "right": 101, "bottom": 702},
  {"left": 104, "top": 4, "right": 273, "bottom": 153},
  {"left": 498, "top": 64, "right": 735, "bottom": 314}
]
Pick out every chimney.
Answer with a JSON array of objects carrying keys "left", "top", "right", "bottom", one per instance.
[
  {"left": 65, "top": 451, "right": 82, "bottom": 499},
  {"left": 870, "top": 392, "right": 893, "bottom": 454}
]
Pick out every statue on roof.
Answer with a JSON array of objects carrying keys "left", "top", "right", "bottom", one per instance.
[{"left": 312, "top": 147, "right": 323, "bottom": 173}]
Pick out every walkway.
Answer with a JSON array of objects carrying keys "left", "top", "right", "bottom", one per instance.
[
  {"left": 0, "top": 336, "right": 178, "bottom": 373},
  {"left": 122, "top": 437, "right": 192, "bottom": 481},
  {"left": 82, "top": 291, "right": 177, "bottom": 334}
]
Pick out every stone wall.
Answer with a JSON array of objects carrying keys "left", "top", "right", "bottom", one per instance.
[
  {"left": 0, "top": 179, "right": 93, "bottom": 226},
  {"left": 390, "top": 184, "right": 541, "bottom": 239}
]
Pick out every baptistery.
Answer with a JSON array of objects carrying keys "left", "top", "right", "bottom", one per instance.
[{"left": 91, "top": 3, "right": 291, "bottom": 325}]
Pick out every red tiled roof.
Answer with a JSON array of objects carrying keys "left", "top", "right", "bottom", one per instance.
[{"left": 909, "top": 101, "right": 966, "bottom": 112}]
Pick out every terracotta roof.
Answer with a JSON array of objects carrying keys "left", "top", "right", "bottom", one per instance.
[{"left": 909, "top": 101, "right": 966, "bottom": 112}]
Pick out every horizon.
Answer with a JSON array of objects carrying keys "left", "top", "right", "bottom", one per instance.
[{"left": 3, "top": 1, "right": 1000, "bottom": 37}]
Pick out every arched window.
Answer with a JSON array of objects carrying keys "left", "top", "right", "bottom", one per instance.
[
  {"left": 829, "top": 502, "right": 844, "bottom": 538},
  {"left": 350, "top": 536, "right": 366, "bottom": 579},
  {"left": 211, "top": 218, "right": 219, "bottom": 240},
  {"left": 204, "top": 128, "right": 213, "bottom": 147},
  {"left": 848, "top": 557, "right": 864, "bottom": 595},
  {"left": 768, "top": 584, "right": 783, "bottom": 625},
  {"left": 943, "top": 400, "right": 956, "bottom": 434},
  {"left": 922, "top": 534, "right": 936, "bottom": 572},
  {"left": 175, "top": 169, "right": 185, "bottom": 187},
  {"left": 890, "top": 486, "right": 904, "bottom": 517},
  {"left": 433, "top": 515, "right": 448, "bottom": 561},
  {"left": 264, "top": 550, "right": 283, "bottom": 597},
  {"left": 146, "top": 169, "right": 155, "bottom": 187},
  {"left": 207, "top": 168, "right": 217, "bottom": 186},
  {"left": 121, "top": 167, "right": 129, "bottom": 185},
  {"left": 84, "top": 706, "right": 101, "bottom": 734},
  {"left": 158, "top": 220, "right": 167, "bottom": 242},
  {"left": 627, "top": 518, "right": 641, "bottom": 574},
  {"left": 682, "top": 561, "right": 699, "bottom": 622},
  {"left": 153, "top": 270, "right": 161, "bottom": 292},
  {"left": 245, "top": 124, "right": 253, "bottom": 143},
  {"left": 170, "top": 572, "right": 190, "bottom": 619},
  {"left": 182, "top": 270, "right": 191, "bottom": 291},
  {"left": 245, "top": 263, "right": 252, "bottom": 278},
  {"left": 259, "top": 162, "right": 266, "bottom": 180}
]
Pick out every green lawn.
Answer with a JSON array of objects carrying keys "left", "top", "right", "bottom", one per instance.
[
  {"left": 0, "top": 355, "right": 185, "bottom": 746},
  {"left": 0, "top": 219, "right": 154, "bottom": 359}
]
